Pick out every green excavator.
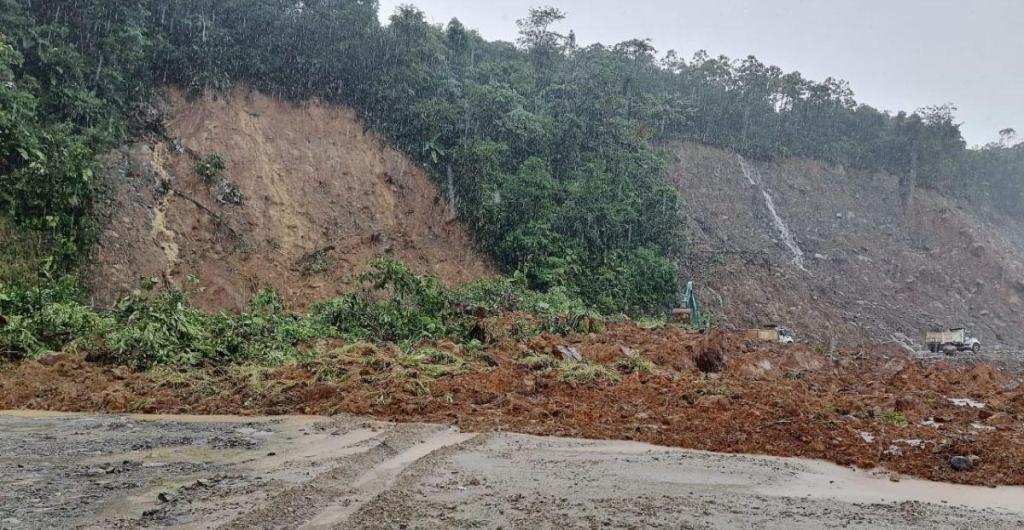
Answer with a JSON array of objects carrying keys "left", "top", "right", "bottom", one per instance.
[{"left": 672, "top": 281, "right": 702, "bottom": 328}]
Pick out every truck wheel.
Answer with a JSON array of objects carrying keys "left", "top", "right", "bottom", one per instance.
[
  {"left": 943, "top": 345, "right": 957, "bottom": 356},
  {"left": 972, "top": 343, "right": 980, "bottom": 354},
  {"left": 928, "top": 344, "right": 937, "bottom": 353}
]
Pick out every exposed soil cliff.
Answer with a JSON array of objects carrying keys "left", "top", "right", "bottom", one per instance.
[
  {"left": 669, "top": 143, "right": 1024, "bottom": 348},
  {"left": 88, "top": 87, "right": 492, "bottom": 310}
]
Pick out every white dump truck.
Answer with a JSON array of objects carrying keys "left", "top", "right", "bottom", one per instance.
[
  {"left": 925, "top": 328, "right": 980, "bottom": 354},
  {"left": 742, "top": 326, "right": 796, "bottom": 344}
]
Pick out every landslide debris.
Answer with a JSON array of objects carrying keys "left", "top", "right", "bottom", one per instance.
[
  {"left": 3, "top": 324, "right": 1022, "bottom": 487},
  {"left": 671, "top": 142, "right": 1024, "bottom": 348}
]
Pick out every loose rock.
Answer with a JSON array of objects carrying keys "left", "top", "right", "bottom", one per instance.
[{"left": 949, "top": 455, "right": 979, "bottom": 471}]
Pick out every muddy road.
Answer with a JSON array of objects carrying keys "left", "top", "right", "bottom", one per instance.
[{"left": 2, "top": 411, "right": 1022, "bottom": 529}]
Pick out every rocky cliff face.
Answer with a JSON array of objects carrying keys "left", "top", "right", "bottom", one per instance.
[
  {"left": 88, "top": 87, "right": 492, "bottom": 310},
  {"left": 669, "top": 142, "right": 1024, "bottom": 348}
]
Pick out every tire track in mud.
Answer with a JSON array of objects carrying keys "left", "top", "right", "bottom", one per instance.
[
  {"left": 300, "top": 429, "right": 476, "bottom": 529},
  {"left": 221, "top": 425, "right": 475, "bottom": 530}
]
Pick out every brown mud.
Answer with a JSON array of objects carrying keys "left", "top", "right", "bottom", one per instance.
[
  {"left": 88, "top": 86, "right": 492, "bottom": 311},
  {"left": 3, "top": 326, "right": 1022, "bottom": 487}
]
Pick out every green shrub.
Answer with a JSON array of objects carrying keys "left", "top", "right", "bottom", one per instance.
[
  {"left": 0, "top": 277, "right": 109, "bottom": 360},
  {"left": 0, "top": 257, "right": 608, "bottom": 368},
  {"left": 194, "top": 154, "right": 227, "bottom": 183},
  {"left": 105, "top": 289, "right": 216, "bottom": 368}
]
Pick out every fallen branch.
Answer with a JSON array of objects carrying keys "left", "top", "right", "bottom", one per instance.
[{"left": 168, "top": 187, "right": 240, "bottom": 239}]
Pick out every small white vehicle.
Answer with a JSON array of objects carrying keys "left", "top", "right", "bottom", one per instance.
[
  {"left": 778, "top": 327, "right": 796, "bottom": 344},
  {"left": 925, "top": 328, "right": 980, "bottom": 355}
]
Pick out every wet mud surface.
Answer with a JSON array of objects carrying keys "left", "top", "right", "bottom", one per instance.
[
  {"left": 2, "top": 411, "right": 1023, "bottom": 530},
  {"left": 2, "top": 326, "right": 1023, "bottom": 488}
]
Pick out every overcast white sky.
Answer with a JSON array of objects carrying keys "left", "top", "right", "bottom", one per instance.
[{"left": 378, "top": 0, "right": 1023, "bottom": 147}]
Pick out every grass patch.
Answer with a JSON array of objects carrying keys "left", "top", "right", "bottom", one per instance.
[
  {"left": 395, "top": 348, "right": 466, "bottom": 378},
  {"left": 881, "top": 410, "right": 909, "bottom": 427},
  {"left": 518, "top": 353, "right": 558, "bottom": 371},
  {"left": 149, "top": 366, "right": 220, "bottom": 397},
  {"left": 558, "top": 360, "right": 621, "bottom": 386},
  {"left": 615, "top": 355, "right": 655, "bottom": 374},
  {"left": 226, "top": 364, "right": 282, "bottom": 395}
]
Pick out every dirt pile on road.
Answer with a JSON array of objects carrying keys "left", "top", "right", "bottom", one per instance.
[
  {"left": 3, "top": 325, "right": 1022, "bottom": 486},
  {"left": 87, "top": 86, "right": 492, "bottom": 311},
  {"left": 669, "top": 143, "right": 1024, "bottom": 348}
]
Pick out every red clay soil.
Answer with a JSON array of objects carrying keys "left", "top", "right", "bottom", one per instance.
[
  {"left": 88, "top": 86, "right": 492, "bottom": 311},
  {"left": 2, "top": 325, "right": 1022, "bottom": 486}
]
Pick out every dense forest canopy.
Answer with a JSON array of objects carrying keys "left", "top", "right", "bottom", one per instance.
[{"left": 1, "top": 0, "right": 1022, "bottom": 313}]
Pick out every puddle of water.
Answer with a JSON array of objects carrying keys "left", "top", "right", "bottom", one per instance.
[{"left": 777, "top": 458, "right": 1024, "bottom": 513}]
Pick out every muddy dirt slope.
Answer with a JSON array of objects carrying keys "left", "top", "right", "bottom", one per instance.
[
  {"left": 670, "top": 143, "right": 1024, "bottom": 348},
  {"left": 88, "top": 87, "right": 492, "bottom": 311}
]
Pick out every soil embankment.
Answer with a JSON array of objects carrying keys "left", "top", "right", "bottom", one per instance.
[
  {"left": 88, "top": 87, "right": 492, "bottom": 311},
  {"left": 669, "top": 143, "right": 1024, "bottom": 348}
]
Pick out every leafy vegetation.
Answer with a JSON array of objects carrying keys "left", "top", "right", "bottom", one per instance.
[
  {"left": 882, "top": 410, "right": 909, "bottom": 427},
  {"left": 194, "top": 154, "right": 226, "bottom": 183},
  {"left": 0, "top": 34, "right": 100, "bottom": 269},
  {"left": 1, "top": 1, "right": 1021, "bottom": 313},
  {"left": 0, "top": 258, "right": 596, "bottom": 368}
]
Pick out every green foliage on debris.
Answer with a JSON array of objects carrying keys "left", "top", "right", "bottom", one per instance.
[
  {"left": 518, "top": 353, "right": 559, "bottom": 372},
  {"left": 615, "top": 355, "right": 655, "bottom": 375},
  {"left": 881, "top": 410, "right": 909, "bottom": 427},
  {"left": 558, "top": 360, "right": 621, "bottom": 386},
  {"left": 0, "top": 258, "right": 598, "bottom": 368}
]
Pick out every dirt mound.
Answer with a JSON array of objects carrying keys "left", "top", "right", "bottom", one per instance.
[
  {"left": 88, "top": 87, "right": 492, "bottom": 310},
  {"left": 669, "top": 142, "right": 1024, "bottom": 349},
  {"left": 3, "top": 326, "right": 1022, "bottom": 486}
]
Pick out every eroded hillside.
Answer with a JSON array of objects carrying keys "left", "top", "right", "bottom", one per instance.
[
  {"left": 671, "top": 143, "right": 1024, "bottom": 348},
  {"left": 88, "top": 87, "right": 492, "bottom": 310}
]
